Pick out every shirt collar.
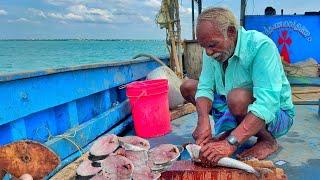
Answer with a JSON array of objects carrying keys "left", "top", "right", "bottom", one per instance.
[{"left": 231, "top": 26, "right": 243, "bottom": 59}]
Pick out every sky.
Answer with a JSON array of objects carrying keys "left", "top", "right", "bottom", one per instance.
[{"left": 0, "top": 0, "right": 319, "bottom": 40}]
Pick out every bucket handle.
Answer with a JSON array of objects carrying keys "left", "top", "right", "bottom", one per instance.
[
  {"left": 119, "top": 82, "right": 150, "bottom": 90},
  {"left": 118, "top": 84, "right": 146, "bottom": 110}
]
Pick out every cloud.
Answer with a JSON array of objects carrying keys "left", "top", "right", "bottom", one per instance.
[
  {"left": 45, "top": 0, "right": 92, "bottom": 6},
  {"left": 28, "top": 8, "right": 47, "bottom": 18},
  {"left": 139, "top": 15, "right": 152, "bottom": 23},
  {"left": 180, "top": 6, "right": 192, "bottom": 15},
  {"left": 0, "top": 9, "right": 8, "bottom": 15},
  {"left": 112, "top": 8, "right": 138, "bottom": 16},
  {"left": 48, "top": 12, "right": 85, "bottom": 21},
  {"left": 65, "top": 13, "right": 84, "bottom": 21},
  {"left": 43, "top": 1, "right": 159, "bottom": 25},
  {"left": 47, "top": 12, "right": 64, "bottom": 19},
  {"left": 47, "top": 4, "right": 113, "bottom": 23},
  {"left": 7, "top": 18, "right": 38, "bottom": 23},
  {"left": 59, "top": 20, "right": 68, "bottom": 24},
  {"left": 144, "top": 0, "right": 161, "bottom": 9},
  {"left": 113, "top": 0, "right": 131, "bottom": 8}
]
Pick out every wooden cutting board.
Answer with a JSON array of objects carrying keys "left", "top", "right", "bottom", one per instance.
[{"left": 160, "top": 160, "right": 287, "bottom": 180}]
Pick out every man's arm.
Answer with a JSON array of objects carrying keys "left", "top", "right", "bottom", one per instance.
[
  {"left": 193, "top": 54, "right": 216, "bottom": 145},
  {"left": 230, "top": 113, "right": 265, "bottom": 144},
  {"left": 193, "top": 97, "right": 212, "bottom": 146}
]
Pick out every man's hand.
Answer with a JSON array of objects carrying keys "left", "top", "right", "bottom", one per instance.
[
  {"left": 199, "top": 140, "right": 237, "bottom": 165},
  {"left": 192, "top": 118, "right": 212, "bottom": 146}
]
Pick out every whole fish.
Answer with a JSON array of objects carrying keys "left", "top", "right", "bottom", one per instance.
[{"left": 186, "top": 144, "right": 260, "bottom": 177}]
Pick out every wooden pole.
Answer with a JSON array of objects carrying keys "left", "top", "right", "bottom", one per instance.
[
  {"left": 192, "top": 0, "right": 195, "bottom": 40},
  {"left": 165, "top": 0, "right": 182, "bottom": 77},
  {"left": 240, "top": 0, "right": 246, "bottom": 26},
  {"left": 197, "top": 0, "right": 202, "bottom": 14},
  {"left": 174, "top": 0, "right": 183, "bottom": 77}
]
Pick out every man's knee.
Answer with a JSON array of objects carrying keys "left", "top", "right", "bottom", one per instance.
[
  {"left": 180, "top": 79, "right": 198, "bottom": 98},
  {"left": 227, "top": 88, "right": 254, "bottom": 117}
]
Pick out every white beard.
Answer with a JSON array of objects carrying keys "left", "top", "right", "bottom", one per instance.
[
  {"left": 212, "top": 52, "right": 222, "bottom": 59},
  {"left": 220, "top": 43, "right": 235, "bottom": 62}
]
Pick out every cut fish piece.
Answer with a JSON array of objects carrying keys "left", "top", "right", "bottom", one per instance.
[
  {"left": 119, "top": 136, "right": 150, "bottom": 151},
  {"left": 111, "top": 147, "right": 126, "bottom": 156},
  {"left": 124, "top": 150, "right": 148, "bottom": 166},
  {"left": 90, "top": 172, "right": 117, "bottom": 180},
  {"left": 89, "top": 134, "right": 119, "bottom": 161},
  {"left": 148, "top": 144, "right": 180, "bottom": 165},
  {"left": 91, "top": 160, "right": 104, "bottom": 168},
  {"left": 90, "top": 175, "right": 106, "bottom": 180},
  {"left": 76, "top": 160, "right": 102, "bottom": 179},
  {"left": 147, "top": 160, "right": 172, "bottom": 172},
  {"left": 100, "top": 155, "right": 134, "bottom": 179}
]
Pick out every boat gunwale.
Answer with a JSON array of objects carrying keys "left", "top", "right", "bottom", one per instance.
[{"left": 0, "top": 56, "right": 168, "bottom": 82}]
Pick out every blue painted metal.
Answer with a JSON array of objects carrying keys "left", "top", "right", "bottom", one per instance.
[
  {"left": 318, "top": 99, "right": 320, "bottom": 117},
  {"left": 0, "top": 57, "right": 167, "bottom": 82},
  {"left": 45, "top": 100, "right": 131, "bottom": 160},
  {"left": 245, "top": 15, "right": 320, "bottom": 63},
  {"left": 288, "top": 76, "right": 320, "bottom": 87},
  {"left": 0, "top": 58, "right": 166, "bottom": 126},
  {"left": 0, "top": 56, "right": 168, "bottom": 177}
]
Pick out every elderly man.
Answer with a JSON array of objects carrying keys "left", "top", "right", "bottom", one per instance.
[{"left": 180, "top": 7, "right": 295, "bottom": 164}]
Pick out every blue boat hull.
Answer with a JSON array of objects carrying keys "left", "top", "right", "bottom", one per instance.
[{"left": 0, "top": 57, "right": 168, "bottom": 178}]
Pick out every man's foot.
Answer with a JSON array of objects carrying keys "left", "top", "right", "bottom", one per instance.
[{"left": 238, "top": 139, "right": 279, "bottom": 160}]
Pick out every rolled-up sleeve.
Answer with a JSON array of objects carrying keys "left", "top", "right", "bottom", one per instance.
[
  {"left": 195, "top": 54, "right": 215, "bottom": 101},
  {"left": 247, "top": 41, "right": 282, "bottom": 124}
]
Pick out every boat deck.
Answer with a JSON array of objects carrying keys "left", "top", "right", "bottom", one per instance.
[{"left": 142, "top": 105, "right": 320, "bottom": 180}]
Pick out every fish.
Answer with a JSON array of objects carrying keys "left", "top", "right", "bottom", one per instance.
[
  {"left": 76, "top": 160, "right": 102, "bottom": 179},
  {"left": 119, "top": 136, "right": 150, "bottom": 151},
  {"left": 89, "top": 134, "right": 119, "bottom": 161},
  {"left": 147, "top": 144, "right": 182, "bottom": 172},
  {"left": 186, "top": 144, "right": 260, "bottom": 177},
  {"left": 148, "top": 144, "right": 180, "bottom": 165},
  {"left": 100, "top": 155, "right": 134, "bottom": 179}
]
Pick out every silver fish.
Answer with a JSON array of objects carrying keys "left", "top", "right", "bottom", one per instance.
[{"left": 186, "top": 144, "right": 260, "bottom": 177}]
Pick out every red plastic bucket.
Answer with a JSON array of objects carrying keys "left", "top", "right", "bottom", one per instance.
[{"left": 126, "top": 79, "right": 171, "bottom": 138}]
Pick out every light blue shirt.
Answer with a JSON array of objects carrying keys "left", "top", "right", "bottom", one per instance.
[{"left": 195, "top": 27, "right": 295, "bottom": 124}]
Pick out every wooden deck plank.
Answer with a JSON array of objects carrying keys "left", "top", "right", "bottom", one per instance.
[
  {"left": 292, "top": 87, "right": 320, "bottom": 104},
  {"left": 170, "top": 103, "right": 196, "bottom": 120}
]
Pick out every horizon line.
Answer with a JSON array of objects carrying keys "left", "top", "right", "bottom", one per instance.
[{"left": 0, "top": 38, "right": 166, "bottom": 41}]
